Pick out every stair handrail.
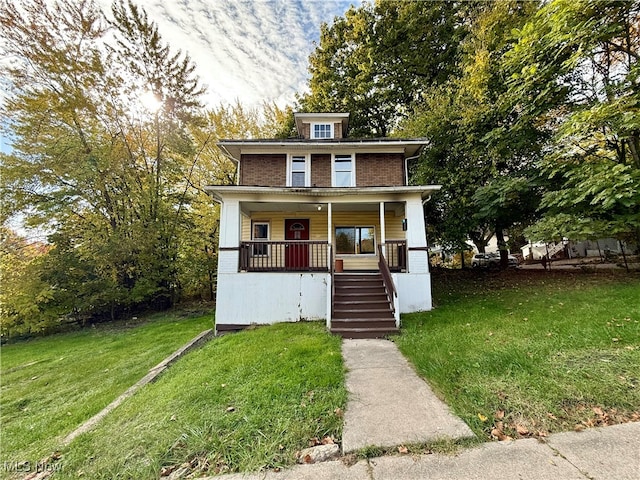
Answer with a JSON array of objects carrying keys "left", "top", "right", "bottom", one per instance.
[
  {"left": 378, "top": 244, "right": 400, "bottom": 327},
  {"left": 329, "top": 244, "right": 334, "bottom": 328}
]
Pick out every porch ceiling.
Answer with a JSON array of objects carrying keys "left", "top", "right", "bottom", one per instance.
[{"left": 240, "top": 201, "right": 405, "bottom": 214}]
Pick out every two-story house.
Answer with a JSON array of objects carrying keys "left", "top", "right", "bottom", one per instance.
[{"left": 206, "top": 112, "right": 440, "bottom": 338}]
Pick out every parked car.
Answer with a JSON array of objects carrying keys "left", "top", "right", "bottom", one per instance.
[
  {"left": 471, "top": 253, "right": 519, "bottom": 268},
  {"left": 471, "top": 253, "right": 500, "bottom": 268}
]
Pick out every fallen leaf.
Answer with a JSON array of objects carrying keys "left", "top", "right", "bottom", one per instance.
[
  {"left": 516, "top": 425, "right": 530, "bottom": 436},
  {"left": 592, "top": 406, "right": 605, "bottom": 417},
  {"left": 334, "top": 408, "right": 343, "bottom": 417},
  {"left": 160, "top": 465, "right": 177, "bottom": 477},
  {"left": 478, "top": 413, "right": 488, "bottom": 422},
  {"left": 322, "top": 436, "right": 334, "bottom": 445},
  {"left": 398, "top": 446, "right": 409, "bottom": 454},
  {"left": 546, "top": 412, "right": 557, "bottom": 420},
  {"left": 495, "top": 410, "right": 505, "bottom": 420},
  {"left": 303, "top": 454, "right": 313, "bottom": 464},
  {"left": 491, "top": 428, "right": 511, "bottom": 441}
]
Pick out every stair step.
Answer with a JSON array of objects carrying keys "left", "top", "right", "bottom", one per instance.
[
  {"left": 334, "top": 294, "right": 389, "bottom": 302},
  {"left": 332, "top": 319, "right": 396, "bottom": 329},
  {"left": 333, "top": 310, "right": 394, "bottom": 319},
  {"left": 335, "top": 286, "right": 386, "bottom": 294},
  {"left": 330, "top": 327, "right": 399, "bottom": 339},
  {"left": 333, "top": 299, "right": 391, "bottom": 307}
]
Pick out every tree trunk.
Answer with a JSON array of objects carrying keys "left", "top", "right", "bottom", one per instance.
[
  {"left": 619, "top": 240, "right": 629, "bottom": 272},
  {"left": 495, "top": 227, "right": 508, "bottom": 269}
]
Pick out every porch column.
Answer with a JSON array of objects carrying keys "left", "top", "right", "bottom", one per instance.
[
  {"left": 327, "top": 202, "right": 332, "bottom": 248},
  {"left": 405, "top": 196, "right": 429, "bottom": 274},
  {"left": 326, "top": 201, "right": 333, "bottom": 330},
  {"left": 217, "top": 199, "right": 241, "bottom": 274},
  {"left": 379, "top": 201, "right": 386, "bottom": 257}
]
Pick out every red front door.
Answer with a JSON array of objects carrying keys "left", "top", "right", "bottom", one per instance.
[{"left": 285, "top": 219, "right": 309, "bottom": 270}]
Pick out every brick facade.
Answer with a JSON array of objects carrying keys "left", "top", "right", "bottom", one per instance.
[
  {"left": 239, "top": 152, "right": 405, "bottom": 187},
  {"left": 311, "top": 154, "right": 331, "bottom": 187},
  {"left": 356, "top": 153, "right": 405, "bottom": 186},
  {"left": 240, "top": 154, "right": 286, "bottom": 186},
  {"left": 333, "top": 122, "right": 343, "bottom": 139}
]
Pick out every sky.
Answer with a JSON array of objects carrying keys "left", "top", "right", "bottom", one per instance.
[
  {"left": 1, "top": 0, "right": 358, "bottom": 154},
  {"left": 94, "top": 0, "right": 360, "bottom": 108}
]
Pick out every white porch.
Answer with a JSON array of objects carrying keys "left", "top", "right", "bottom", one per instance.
[{"left": 207, "top": 186, "right": 438, "bottom": 333}]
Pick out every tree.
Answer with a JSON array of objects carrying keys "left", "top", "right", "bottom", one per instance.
[
  {"left": 505, "top": 0, "right": 640, "bottom": 248},
  {"left": 0, "top": 0, "right": 209, "bottom": 326},
  {"left": 299, "top": 0, "right": 466, "bottom": 137},
  {"left": 401, "top": 1, "right": 543, "bottom": 266}
]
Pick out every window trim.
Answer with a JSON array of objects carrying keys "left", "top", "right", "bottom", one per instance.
[
  {"left": 331, "top": 153, "right": 356, "bottom": 187},
  {"left": 251, "top": 221, "right": 270, "bottom": 256},
  {"left": 311, "top": 122, "right": 333, "bottom": 139},
  {"left": 335, "top": 226, "right": 376, "bottom": 256},
  {"left": 286, "top": 154, "right": 310, "bottom": 187}
]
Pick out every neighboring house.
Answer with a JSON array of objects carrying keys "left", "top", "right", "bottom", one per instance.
[
  {"left": 206, "top": 112, "right": 440, "bottom": 338},
  {"left": 522, "top": 238, "right": 633, "bottom": 260}
]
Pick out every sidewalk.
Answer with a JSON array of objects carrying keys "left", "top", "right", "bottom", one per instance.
[{"left": 213, "top": 421, "right": 640, "bottom": 480}]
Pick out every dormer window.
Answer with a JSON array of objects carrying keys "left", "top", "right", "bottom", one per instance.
[{"left": 312, "top": 123, "right": 333, "bottom": 139}]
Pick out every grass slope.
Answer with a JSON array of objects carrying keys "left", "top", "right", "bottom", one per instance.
[
  {"left": 396, "top": 270, "right": 640, "bottom": 441},
  {"left": 57, "top": 322, "right": 346, "bottom": 479},
  {"left": 1, "top": 310, "right": 213, "bottom": 465}
]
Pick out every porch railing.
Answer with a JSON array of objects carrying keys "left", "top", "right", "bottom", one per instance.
[
  {"left": 378, "top": 244, "right": 400, "bottom": 328},
  {"left": 384, "top": 240, "right": 407, "bottom": 272},
  {"left": 239, "top": 241, "right": 330, "bottom": 272}
]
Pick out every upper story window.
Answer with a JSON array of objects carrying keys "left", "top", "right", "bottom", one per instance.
[
  {"left": 288, "top": 154, "right": 309, "bottom": 187},
  {"left": 312, "top": 123, "right": 333, "bottom": 139},
  {"left": 332, "top": 153, "right": 355, "bottom": 187}
]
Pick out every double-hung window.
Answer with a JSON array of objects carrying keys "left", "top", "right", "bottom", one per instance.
[
  {"left": 252, "top": 222, "right": 269, "bottom": 256},
  {"left": 312, "top": 123, "right": 333, "bottom": 139},
  {"left": 335, "top": 227, "right": 375, "bottom": 255},
  {"left": 332, "top": 154, "right": 354, "bottom": 187},
  {"left": 288, "top": 155, "right": 308, "bottom": 187}
]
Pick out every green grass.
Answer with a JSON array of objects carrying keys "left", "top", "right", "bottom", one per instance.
[
  {"left": 1, "top": 309, "right": 214, "bottom": 466},
  {"left": 396, "top": 270, "right": 640, "bottom": 441},
  {"left": 55, "top": 322, "right": 346, "bottom": 479}
]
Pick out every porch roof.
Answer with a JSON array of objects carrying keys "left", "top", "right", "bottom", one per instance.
[{"left": 205, "top": 185, "right": 441, "bottom": 204}]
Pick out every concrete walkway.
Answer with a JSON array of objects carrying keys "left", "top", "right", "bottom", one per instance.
[
  {"left": 341, "top": 339, "right": 474, "bottom": 452},
  {"left": 211, "top": 338, "right": 640, "bottom": 480},
  {"left": 213, "top": 421, "right": 640, "bottom": 480}
]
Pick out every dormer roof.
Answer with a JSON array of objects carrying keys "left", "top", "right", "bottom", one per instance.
[{"left": 294, "top": 112, "right": 350, "bottom": 139}]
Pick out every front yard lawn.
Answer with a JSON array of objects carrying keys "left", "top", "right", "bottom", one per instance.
[
  {"left": 55, "top": 322, "right": 346, "bottom": 479},
  {"left": 1, "top": 310, "right": 213, "bottom": 467},
  {"left": 396, "top": 270, "right": 640, "bottom": 441}
]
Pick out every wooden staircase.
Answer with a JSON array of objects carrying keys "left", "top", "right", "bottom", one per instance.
[{"left": 330, "top": 273, "right": 398, "bottom": 339}]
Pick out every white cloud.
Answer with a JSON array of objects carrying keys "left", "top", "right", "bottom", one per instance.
[{"left": 97, "top": 0, "right": 359, "bottom": 108}]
